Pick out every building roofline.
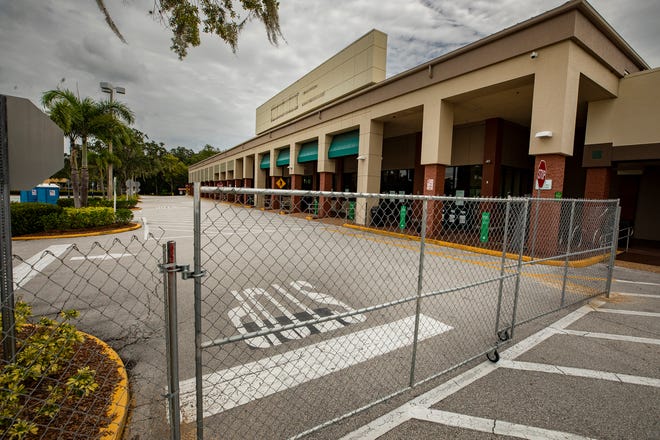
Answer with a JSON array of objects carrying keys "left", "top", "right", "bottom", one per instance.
[{"left": 190, "top": 0, "right": 649, "bottom": 171}]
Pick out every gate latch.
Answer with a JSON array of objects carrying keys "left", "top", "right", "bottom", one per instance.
[{"left": 158, "top": 263, "right": 206, "bottom": 280}]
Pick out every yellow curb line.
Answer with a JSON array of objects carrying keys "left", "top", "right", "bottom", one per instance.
[
  {"left": 12, "top": 223, "right": 141, "bottom": 241},
  {"left": 343, "top": 223, "right": 612, "bottom": 268},
  {"left": 81, "top": 332, "right": 129, "bottom": 440}
]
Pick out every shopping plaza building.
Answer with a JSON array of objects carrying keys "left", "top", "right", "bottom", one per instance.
[{"left": 188, "top": 0, "right": 659, "bottom": 242}]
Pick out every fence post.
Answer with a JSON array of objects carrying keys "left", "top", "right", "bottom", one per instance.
[
  {"left": 162, "top": 241, "right": 181, "bottom": 440},
  {"left": 193, "top": 182, "right": 204, "bottom": 440},
  {"left": 494, "top": 199, "right": 511, "bottom": 338},
  {"left": 0, "top": 95, "right": 16, "bottom": 362},
  {"left": 409, "top": 198, "right": 428, "bottom": 387},
  {"left": 509, "top": 199, "right": 529, "bottom": 339},
  {"left": 560, "top": 200, "right": 576, "bottom": 307},
  {"left": 605, "top": 204, "right": 621, "bottom": 299}
]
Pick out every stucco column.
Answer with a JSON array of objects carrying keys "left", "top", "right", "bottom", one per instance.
[
  {"left": 421, "top": 99, "right": 453, "bottom": 238},
  {"left": 529, "top": 51, "right": 580, "bottom": 159},
  {"left": 423, "top": 164, "right": 446, "bottom": 238},
  {"left": 317, "top": 134, "right": 336, "bottom": 218},
  {"left": 254, "top": 153, "right": 267, "bottom": 208},
  {"left": 421, "top": 99, "right": 454, "bottom": 166},
  {"left": 355, "top": 120, "right": 384, "bottom": 225}
]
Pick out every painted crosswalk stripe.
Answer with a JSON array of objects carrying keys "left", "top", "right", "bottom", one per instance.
[
  {"left": 178, "top": 314, "right": 452, "bottom": 422},
  {"left": 12, "top": 244, "right": 72, "bottom": 290}
]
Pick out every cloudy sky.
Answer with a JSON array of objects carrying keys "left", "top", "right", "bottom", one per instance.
[{"left": 1, "top": 0, "right": 658, "bottom": 152}]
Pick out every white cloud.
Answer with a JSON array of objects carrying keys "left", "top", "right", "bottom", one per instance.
[{"left": 0, "top": 0, "right": 657, "bottom": 151}]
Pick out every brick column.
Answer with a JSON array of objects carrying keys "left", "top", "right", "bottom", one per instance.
[
  {"left": 481, "top": 118, "right": 503, "bottom": 198},
  {"left": 234, "top": 179, "right": 243, "bottom": 204},
  {"left": 270, "top": 176, "right": 280, "bottom": 210},
  {"left": 584, "top": 168, "right": 611, "bottom": 199},
  {"left": 243, "top": 178, "right": 254, "bottom": 206},
  {"left": 291, "top": 174, "right": 302, "bottom": 212},
  {"left": 423, "top": 164, "right": 446, "bottom": 238},
  {"left": 318, "top": 172, "right": 333, "bottom": 217},
  {"left": 530, "top": 154, "right": 566, "bottom": 257}
]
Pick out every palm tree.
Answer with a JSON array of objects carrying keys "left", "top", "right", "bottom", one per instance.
[
  {"left": 42, "top": 89, "right": 134, "bottom": 206},
  {"left": 41, "top": 89, "right": 82, "bottom": 207}
]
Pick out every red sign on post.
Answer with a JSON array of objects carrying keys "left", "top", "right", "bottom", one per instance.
[{"left": 537, "top": 160, "right": 547, "bottom": 189}]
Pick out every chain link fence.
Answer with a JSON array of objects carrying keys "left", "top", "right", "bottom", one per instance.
[
  {"left": 2, "top": 188, "right": 619, "bottom": 440},
  {"left": 187, "top": 187, "right": 619, "bottom": 439},
  {"left": 3, "top": 234, "right": 170, "bottom": 439}
]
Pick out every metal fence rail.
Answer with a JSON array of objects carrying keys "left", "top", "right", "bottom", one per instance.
[
  {"left": 190, "top": 186, "right": 619, "bottom": 439},
  {"left": 3, "top": 234, "right": 171, "bottom": 439}
]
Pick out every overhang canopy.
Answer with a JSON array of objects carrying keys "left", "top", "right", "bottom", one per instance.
[
  {"left": 260, "top": 153, "right": 270, "bottom": 169},
  {"left": 276, "top": 148, "right": 290, "bottom": 167},
  {"left": 328, "top": 130, "right": 359, "bottom": 159},
  {"left": 297, "top": 141, "right": 318, "bottom": 163}
]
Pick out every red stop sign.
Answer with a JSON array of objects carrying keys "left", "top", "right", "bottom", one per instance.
[{"left": 537, "top": 160, "right": 547, "bottom": 189}]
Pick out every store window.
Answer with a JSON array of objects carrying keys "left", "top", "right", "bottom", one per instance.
[
  {"left": 380, "top": 169, "right": 414, "bottom": 194},
  {"left": 444, "top": 165, "right": 482, "bottom": 197}
]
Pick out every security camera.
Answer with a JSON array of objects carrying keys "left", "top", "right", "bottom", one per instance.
[{"left": 530, "top": 51, "right": 538, "bottom": 59}]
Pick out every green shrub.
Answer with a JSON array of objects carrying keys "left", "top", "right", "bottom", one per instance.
[
  {"left": 56, "top": 198, "right": 74, "bottom": 208},
  {"left": 115, "top": 208, "right": 133, "bottom": 225},
  {"left": 64, "top": 207, "right": 115, "bottom": 229},
  {"left": 10, "top": 203, "right": 63, "bottom": 236},
  {"left": 58, "top": 197, "right": 138, "bottom": 209},
  {"left": 0, "top": 303, "right": 98, "bottom": 439}
]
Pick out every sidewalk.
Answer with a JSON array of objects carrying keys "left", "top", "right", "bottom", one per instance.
[{"left": 335, "top": 264, "right": 660, "bottom": 439}]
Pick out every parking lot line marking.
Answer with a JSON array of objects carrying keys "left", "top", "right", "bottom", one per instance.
[
  {"left": 12, "top": 244, "right": 72, "bottom": 290},
  {"left": 499, "top": 359, "right": 660, "bottom": 388},
  {"left": 341, "top": 301, "right": 606, "bottom": 440},
  {"left": 560, "top": 329, "right": 660, "bottom": 345},
  {"left": 409, "top": 407, "right": 596, "bottom": 440},
  {"left": 177, "top": 314, "right": 452, "bottom": 422},
  {"left": 594, "top": 309, "right": 660, "bottom": 318}
]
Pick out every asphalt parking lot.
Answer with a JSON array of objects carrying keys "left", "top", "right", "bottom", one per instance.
[{"left": 10, "top": 195, "right": 658, "bottom": 439}]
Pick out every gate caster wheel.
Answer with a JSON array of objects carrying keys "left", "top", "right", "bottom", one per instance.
[
  {"left": 497, "top": 329, "right": 510, "bottom": 342},
  {"left": 487, "top": 349, "right": 500, "bottom": 363}
]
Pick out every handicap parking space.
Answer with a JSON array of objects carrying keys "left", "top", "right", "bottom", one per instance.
[{"left": 340, "top": 267, "right": 660, "bottom": 440}]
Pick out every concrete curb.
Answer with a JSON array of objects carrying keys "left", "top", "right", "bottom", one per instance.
[
  {"left": 12, "top": 223, "right": 141, "bottom": 241},
  {"left": 82, "top": 332, "right": 130, "bottom": 440},
  {"left": 343, "top": 223, "right": 611, "bottom": 268}
]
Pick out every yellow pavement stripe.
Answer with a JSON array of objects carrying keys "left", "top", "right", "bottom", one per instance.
[{"left": 12, "top": 223, "right": 141, "bottom": 240}]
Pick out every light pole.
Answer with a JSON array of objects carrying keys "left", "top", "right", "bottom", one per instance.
[{"left": 100, "top": 82, "right": 125, "bottom": 200}]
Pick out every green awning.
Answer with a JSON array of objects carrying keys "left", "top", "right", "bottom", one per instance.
[
  {"left": 276, "top": 148, "right": 290, "bottom": 167},
  {"left": 297, "top": 141, "right": 318, "bottom": 163},
  {"left": 260, "top": 153, "right": 270, "bottom": 169},
  {"left": 328, "top": 130, "right": 359, "bottom": 159}
]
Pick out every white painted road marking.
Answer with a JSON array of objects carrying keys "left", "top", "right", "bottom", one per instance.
[
  {"left": 498, "top": 359, "right": 660, "bottom": 388},
  {"left": 615, "top": 279, "right": 660, "bottom": 287},
  {"left": 69, "top": 253, "right": 133, "bottom": 261},
  {"left": 178, "top": 314, "right": 452, "bottom": 422},
  {"left": 12, "top": 244, "right": 72, "bottom": 290},
  {"left": 409, "top": 407, "right": 596, "bottom": 440}
]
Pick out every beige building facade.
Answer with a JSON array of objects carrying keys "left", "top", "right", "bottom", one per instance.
[{"left": 189, "top": 0, "right": 660, "bottom": 241}]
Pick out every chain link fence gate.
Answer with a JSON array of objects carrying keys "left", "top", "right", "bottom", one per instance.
[
  {"left": 3, "top": 234, "right": 174, "bottom": 439},
  {"left": 183, "top": 185, "right": 619, "bottom": 439}
]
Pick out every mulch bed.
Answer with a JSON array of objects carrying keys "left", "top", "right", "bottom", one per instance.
[{"left": 1, "top": 329, "right": 121, "bottom": 439}]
